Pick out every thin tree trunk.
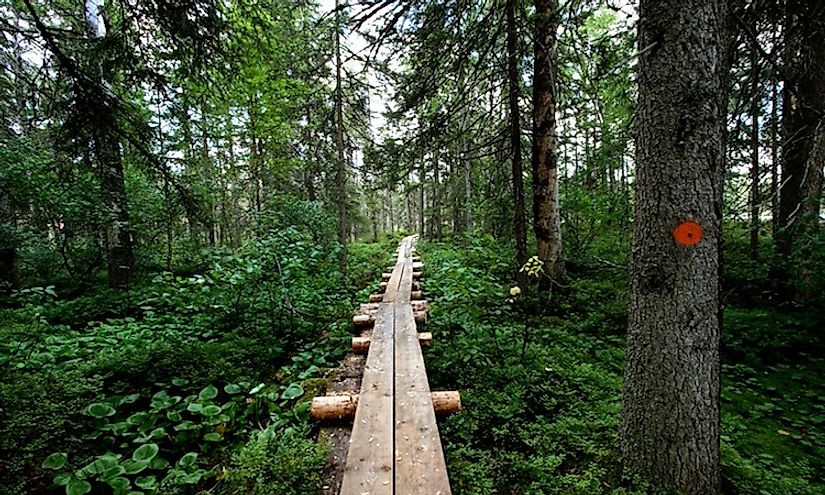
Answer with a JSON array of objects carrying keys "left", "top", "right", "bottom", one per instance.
[
  {"left": 770, "top": 68, "right": 780, "bottom": 238},
  {"left": 507, "top": 0, "right": 528, "bottom": 285},
  {"left": 419, "top": 158, "right": 425, "bottom": 236},
  {"left": 85, "top": 0, "right": 134, "bottom": 288},
  {"left": 749, "top": 16, "right": 760, "bottom": 260},
  {"left": 433, "top": 150, "right": 442, "bottom": 240},
  {"left": 621, "top": 1, "right": 727, "bottom": 493},
  {"left": 461, "top": 100, "right": 473, "bottom": 231},
  {"left": 334, "top": 0, "right": 348, "bottom": 269},
  {"left": 532, "top": 0, "right": 563, "bottom": 282},
  {"left": 248, "top": 99, "right": 262, "bottom": 215},
  {"left": 0, "top": 182, "right": 17, "bottom": 291},
  {"left": 776, "top": 2, "right": 825, "bottom": 294}
]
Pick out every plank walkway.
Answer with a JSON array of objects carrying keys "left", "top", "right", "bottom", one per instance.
[{"left": 322, "top": 236, "right": 453, "bottom": 495}]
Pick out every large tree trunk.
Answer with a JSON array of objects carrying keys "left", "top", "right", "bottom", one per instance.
[
  {"left": 776, "top": 2, "right": 825, "bottom": 293},
  {"left": 507, "top": 0, "right": 528, "bottom": 286},
  {"left": 334, "top": 0, "right": 348, "bottom": 269},
  {"left": 621, "top": 0, "right": 727, "bottom": 493},
  {"left": 531, "top": 0, "right": 563, "bottom": 282},
  {"left": 85, "top": 0, "right": 134, "bottom": 288}
]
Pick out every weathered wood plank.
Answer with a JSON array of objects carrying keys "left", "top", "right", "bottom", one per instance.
[
  {"left": 393, "top": 303, "right": 452, "bottom": 494},
  {"left": 339, "top": 304, "right": 395, "bottom": 494}
]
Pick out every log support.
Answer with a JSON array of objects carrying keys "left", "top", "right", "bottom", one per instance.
[
  {"left": 352, "top": 332, "right": 432, "bottom": 354},
  {"left": 311, "top": 390, "right": 460, "bottom": 420},
  {"left": 368, "top": 293, "right": 383, "bottom": 303},
  {"left": 352, "top": 314, "right": 375, "bottom": 327}
]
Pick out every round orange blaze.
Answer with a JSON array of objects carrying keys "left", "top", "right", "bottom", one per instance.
[{"left": 673, "top": 221, "right": 704, "bottom": 246}]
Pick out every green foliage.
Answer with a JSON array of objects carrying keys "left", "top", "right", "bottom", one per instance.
[
  {"left": 419, "top": 238, "right": 825, "bottom": 494},
  {"left": 224, "top": 426, "right": 327, "bottom": 494},
  {"left": 0, "top": 221, "right": 380, "bottom": 493}
]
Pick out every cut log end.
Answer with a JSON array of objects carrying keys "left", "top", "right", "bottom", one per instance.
[
  {"left": 310, "top": 395, "right": 358, "bottom": 420},
  {"left": 368, "top": 294, "right": 383, "bottom": 303},
  {"left": 411, "top": 290, "right": 423, "bottom": 300},
  {"left": 352, "top": 314, "right": 375, "bottom": 328},
  {"left": 412, "top": 271, "right": 423, "bottom": 280},
  {"left": 431, "top": 391, "right": 461, "bottom": 415},
  {"left": 351, "top": 336, "right": 370, "bottom": 354},
  {"left": 414, "top": 310, "right": 428, "bottom": 324}
]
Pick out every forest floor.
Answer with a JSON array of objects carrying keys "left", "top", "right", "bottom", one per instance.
[{"left": 1, "top": 231, "right": 822, "bottom": 494}]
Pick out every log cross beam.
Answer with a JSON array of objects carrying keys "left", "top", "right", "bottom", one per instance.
[{"left": 312, "top": 235, "right": 457, "bottom": 494}]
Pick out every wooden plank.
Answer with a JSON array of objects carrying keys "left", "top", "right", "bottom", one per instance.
[
  {"left": 339, "top": 304, "right": 395, "bottom": 494},
  {"left": 395, "top": 258, "right": 413, "bottom": 304},
  {"left": 393, "top": 303, "right": 452, "bottom": 494},
  {"left": 383, "top": 236, "right": 415, "bottom": 303}
]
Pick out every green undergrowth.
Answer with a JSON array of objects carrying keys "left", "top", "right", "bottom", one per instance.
[
  {"left": 417, "top": 234, "right": 824, "bottom": 495},
  {"left": 0, "top": 225, "right": 393, "bottom": 495}
]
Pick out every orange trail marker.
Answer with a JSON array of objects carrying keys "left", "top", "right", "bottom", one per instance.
[{"left": 673, "top": 220, "right": 704, "bottom": 246}]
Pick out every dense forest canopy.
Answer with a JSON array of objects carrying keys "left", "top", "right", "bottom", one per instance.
[{"left": 0, "top": 0, "right": 823, "bottom": 494}]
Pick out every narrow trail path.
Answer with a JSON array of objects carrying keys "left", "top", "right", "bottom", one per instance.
[{"left": 312, "top": 236, "right": 458, "bottom": 494}]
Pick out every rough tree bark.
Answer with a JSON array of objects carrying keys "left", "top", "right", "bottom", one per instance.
[
  {"left": 531, "top": 0, "right": 563, "bottom": 282},
  {"left": 507, "top": 0, "right": 528, "bottom": 286},
  {"left": 776, "top": 2, "right": 825, "bottom": 293},
  {"left": 85, "top": 0, "right": 134, "bottom": 288},
  {"left": 621, "top": 0, "right": 727, "bottom": 493}
]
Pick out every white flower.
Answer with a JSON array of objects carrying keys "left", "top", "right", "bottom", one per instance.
[{"left": 509, "top": 286, "right": 521, "bottom": 296}]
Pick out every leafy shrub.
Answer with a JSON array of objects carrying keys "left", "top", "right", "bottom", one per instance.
[{"left": 223, "top": 426, "right": 327, "bottom": 495}]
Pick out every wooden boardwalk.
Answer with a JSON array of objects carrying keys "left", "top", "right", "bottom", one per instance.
[{"left": 313, "top": 236, "right": 455, "bottom": 495}]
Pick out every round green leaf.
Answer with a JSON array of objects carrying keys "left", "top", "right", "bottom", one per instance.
[
  {"left": 121, "top": 459, "right": 148, "bottom": 475},
  {"left": 198, "top": 385, "right": 218, "bottom": 401},
  {"left": 224, "top": 384, "right": 242, "bottom": 394},
  {"left": 101, "top": 464, "right": 125, "bottom": 480},
  {"left": 41, "top": 452, "right": 67, "bottom": 470},
  {"left": 86, "top": 403, "right": 116, "bottom": 418},
  {"left": 203, "top": 432, "right": 222, "bottom": 442},
  {"left": 171, "top": 378, "right": 188, "bottom": 386},
  {"left": 107, "top": 476, "right": 130, "bottom": 491},
  {"left": 178, "top": 452, "right": 198, "bottom": 467},
  {"left": 281, "top": 383, "right": 304, "bottom": 400},
  {"left": 135, "top": 475, "right": 157, "bottom": 490},
  {"left": 132, "top": 443, "right": 159, "bottom": 462},
  {"left": 67, "top": 479, "right": 92, "bottom": 495},
  {"left": 201, "top": 405, "right": 221, "bottom": 416},
  {"left": 126, "top": 412, "right": 148, "bottom": 425},
  {"left": 182, "top": 472, "right": 203, "bottom": 484},
  {"left": 54, "top": 473, "right": 72, "bottom": 486}
]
